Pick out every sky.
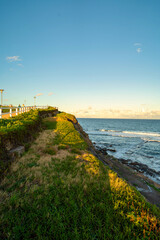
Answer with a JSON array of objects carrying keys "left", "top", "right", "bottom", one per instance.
[{"left": 0, "top": 0, "right": 160, "bottom": 118}]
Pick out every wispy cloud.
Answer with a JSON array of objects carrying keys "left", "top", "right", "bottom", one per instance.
[
  {"left": 6, "top": 56, "right": 22, "bottom": 62},
  {"left": 136, "top": 48, "right": 142, "bottom": 53},
  {"left": 36, "top": 93, "right": 43, "bottom": 97},
  {"left": 134, "top": 42, "right": 142, "bottom": 46},
  {"left": 133, "top": 43, "right": 143, "bottom": 53},
  {"left": 17, "top": 63, "right": 24, "bottom": 67},
  {"left": 73, "top": 107, "right": 160, "bottom": 119},
  {"left": 48, "top": 92, "right": 53, "bottom": 96}
]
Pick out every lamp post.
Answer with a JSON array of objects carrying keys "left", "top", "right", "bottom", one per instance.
[
  {"left": 0, "top": 89, "right": 4, "bottom": 107},
  {"left": 34, "top": 96, "right": 36, "bottom": 107}
]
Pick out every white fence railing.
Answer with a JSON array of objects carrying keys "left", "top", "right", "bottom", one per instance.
[{"left": 0, "top": 106, "right": 48, "bottom": 119}]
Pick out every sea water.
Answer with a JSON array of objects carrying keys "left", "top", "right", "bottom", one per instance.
[{"left": 78, "top": 118, "right": 160, "bottom": 183}]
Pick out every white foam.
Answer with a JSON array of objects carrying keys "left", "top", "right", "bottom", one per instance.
[
  {"left": 99, "top": 129, "right": 160, "bottom": 142},
  {"left": 142, "top": 138, "right": 160, "bottom": 143},
  {"left": 100, "top": 129, "right": 106, "bottom": 132},
  {"left": 123, "top": 131, "right": 160, "bottom": 137}
]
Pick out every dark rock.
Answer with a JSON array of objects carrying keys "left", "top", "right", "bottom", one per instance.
[{"left": 107, "top": 149, "right": 116, "bottom": 152}]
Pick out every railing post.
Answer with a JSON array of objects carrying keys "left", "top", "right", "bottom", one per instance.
[
  {"left": 16, "top": 108, "right": 18, "bottom": 116},
  {"left": 10, "top": 108, "right": 12, "bottom": 118},
  {"left": 0, "top": 108, "right": 2, "bottom": 119}
]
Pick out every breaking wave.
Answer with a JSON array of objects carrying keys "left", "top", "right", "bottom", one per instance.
[{"left": 100, "top": 129, "right": 160, "bottom": 143}]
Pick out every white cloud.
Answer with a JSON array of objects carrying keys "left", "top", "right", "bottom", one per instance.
[
  {"left": 136, "top": 48, "right": 142, "bottom": 53},
  {"left": 36, "top": 93, "right": 43, "bottom": 97},
  {"left": 134, "top": 42, "right": 142, "bottom": 46},
  {"left": 74, "top": 107, "right": 160, "bottom": 119},
  {"left": 17, "top": 63, "right": 24, "bottom": 67},
  {"left": 48, "top": 92, "right": 53, "bottom": 96},
  {"left": 6, "top": 56, "right": 22, "bottom": 62}
]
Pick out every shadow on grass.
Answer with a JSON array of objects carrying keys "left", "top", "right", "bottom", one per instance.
[
  {"left": 42, "top": 117, "right": 57, "bottom": 130},
  {"left": 0, "top": 116, "right": 160, "bottom": 239}
]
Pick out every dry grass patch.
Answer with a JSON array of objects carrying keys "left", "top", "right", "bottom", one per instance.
[
  {"left": 31, "top": 129, "right": 56, "bottom": 153},
  {"left": 38, "top": 155, "right": 52, "bottom": 166},
  {"left": 54, "top": 149, "right": 72, "bottom": 160},
  {"left": 76, "top": 152, "right": 101, "bottom": 176}
]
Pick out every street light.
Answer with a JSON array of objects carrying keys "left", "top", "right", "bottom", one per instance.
[
  {"left": 34, "top": 96, "right": 36, "bottom": 106},
  {"left": 0, "top": 89, "right": 4, "bottom": 107}
]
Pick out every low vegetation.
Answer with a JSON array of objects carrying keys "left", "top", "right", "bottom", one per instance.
[
  {"left": 0, "top": 107, "right": 57, "bottom": 176},
  {"left": 0, "top": 112, "right": 160, "bottom": 239},
  {"left": 0, "top": 107, "right": 57, "bottom": 136},
  {"left": 2, "top": 108, "right": 16, "bottom": 113}
]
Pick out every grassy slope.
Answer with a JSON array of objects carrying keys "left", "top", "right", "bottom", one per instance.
[{"left": 0, "top": 112, "right": 160, "bottom": 239}]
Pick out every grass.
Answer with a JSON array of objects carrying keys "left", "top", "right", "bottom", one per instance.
[
  {"left": 0, "top": 113, "right": 160, "bottom": 239},
  {"left": 44, "top": 146, "right": 57, "bottom": 155},
  {"left": 0, "top": 107, "right": 57, "bottom": 176},
  {"left": 53, "top": 113, "right": 87, "bottom": 150}
]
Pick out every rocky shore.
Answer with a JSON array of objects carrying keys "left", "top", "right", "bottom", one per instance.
[
  {"left": 96, "top": 146, "right": 160, "bottom": 183},
  {"left": 74, "top": 121, "right": 160, "bottom": 207}
]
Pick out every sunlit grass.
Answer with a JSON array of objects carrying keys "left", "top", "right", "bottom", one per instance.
[{"left": 0, "top": 113, "right": 160, "bottom": 239}]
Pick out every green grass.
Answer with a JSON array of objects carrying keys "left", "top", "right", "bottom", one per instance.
[
  {"left": 42, "top": 120, "right": 57, "bottom": 130},
  {"left": 53, "top": 113, "right": 87, "bottom": 150},
  {"left": 2, "top": 108, "right": 16, "bottom": 113},
  {"left": 44, "top": 146, "right": 57, "bottom": 155},
  {"left": 0, "top": 113, "right": 160, "bottom": 239}
]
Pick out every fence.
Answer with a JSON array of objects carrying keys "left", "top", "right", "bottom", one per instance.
[{"left": 0, "top": 106, "right": 48, "bottom": 119}]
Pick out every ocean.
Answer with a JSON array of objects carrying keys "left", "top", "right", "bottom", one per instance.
[{"left": 78, "top": 118, "right": 160, "bottom": 184}]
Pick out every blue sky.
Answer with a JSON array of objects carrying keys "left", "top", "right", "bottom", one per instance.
[{"left": 0, "top": 0, "right": 160, "bottom": 118}]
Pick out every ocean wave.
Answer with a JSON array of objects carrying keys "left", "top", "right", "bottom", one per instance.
[
  {"left": 100, "top": 129, "right": 120, "bottom": 133},
  {"left": 99, "top": 129, "right": 160, "bottom": 142},
  {"left": 142, "top": 138, "right": 160, "bottom": 143},
  {"left": 123, "top": 131, "right": 160, "bottom": 137},
  {"left": 100, "top": 129, "right": 160, "bottom": 136}
]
